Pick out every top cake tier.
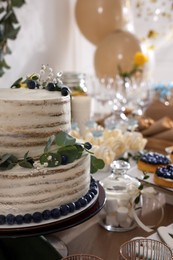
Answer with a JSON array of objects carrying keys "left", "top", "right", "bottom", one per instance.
[{"left": 0, "top": 88, "right": 71, "bottom": 158}]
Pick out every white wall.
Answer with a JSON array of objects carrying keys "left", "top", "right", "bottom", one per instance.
[{"left": 0, "top": 0, "right": 173, "bottom": 87}]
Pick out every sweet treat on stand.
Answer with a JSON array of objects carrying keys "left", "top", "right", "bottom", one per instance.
[
  {"left": 137, "top": 152, "right": 170, "bottom": 173},
  {"left": 154, "top": 164, "right": 173, "bottom": 188},
  {"left": 0, "top": 66, "right": 104, "bottom": 226}
]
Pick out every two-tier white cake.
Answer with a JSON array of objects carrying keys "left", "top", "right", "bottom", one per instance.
[{"left": 0, "top": 76, "right": 98, "bottom": 225}]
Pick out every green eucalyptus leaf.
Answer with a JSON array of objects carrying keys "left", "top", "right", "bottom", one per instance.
[
  {"left": 11, "top": 0, "right": 25, "bottom": 8},
  {"left": 0, "top": 154, "right": 12, "bottom": 165},
  {"left": 5, "top": 25, "right": 20, "bottom": 40},
  {"left": 40, "top": 152, "right": 61, "bottom": 167},
  {"left": 55, "top": 131, "right": 76, "bottom": 147},
  {"left": 0, "top": 7, "right": 5, "bottom": 14},
  {"left": 0, "top": 59, "right": 10, "bottom": 69},
  {"left": 134, "top": 195, "right": 141, "bottom": 204},
  {"left": 23, "top": 151, "right": 29, "bottom": 159},
  {"left": 31, "top": 75, "right": 39, "bottom": 81},
  {"left": 18, "top": 151, "right": 34, "bottom": 168},
  {"left": 0, "top": 162, "right": 16, "bottom": 171},
  {"left": 0, "top": 154, "right": 18, "bottom": 165},
  {"left": 74, "top": 144, "right": 84, "bottom": 159},
  {"left": 0, "top": 69, "right": 4, "bottom": 77},
  {"left": 44, "top": 135, "right": 55, "bottom": 153},
  {"left": 19, "top": 161, "right": 33, "bottom": 169},
  {"left": 143, "top": 174, "right": 150, "bottom": 179},
  {"left": 138, "top": 184, "right": 143, "bottom": 190},
  {"left": 10, "top": 77, "right": 23, "bottom": 88},
  {"left": 0, "top": 154, "right": 18, "bottom": 170},
  {"left": 90, "top": 155, "right": 105, "bottom": 174},
  {"left": 58, "top": 145, "right": 79, "bottom": 163},
  {"left": 0, "top": 0, "right": 25, "bottom": 77}
]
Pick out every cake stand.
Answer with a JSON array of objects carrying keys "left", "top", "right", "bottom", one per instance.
[{"left": 0, "top": 183, "right": 105, "bottom": 260}]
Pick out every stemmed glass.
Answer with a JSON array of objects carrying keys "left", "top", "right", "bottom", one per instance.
[
  {"left": 87, "top": 76, "right": 124, "bottom": 126},
  {"left": 88, "top": 75, "right": 154, "bottom": 130},
  {"left": 126, "top": 78, "right": 154, "bottom": 117}
]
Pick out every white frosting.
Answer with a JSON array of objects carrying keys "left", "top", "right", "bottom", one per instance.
[
  {"left": 0, "top": 88, "right": 65, "bottom": 100},
  {"left": 0, "top": 88, "right": 92, "bottom": 217},
  {"left": 0, "top": 155, "right": 90, "bottom": 215},
  {"left": 0, "top": 88, "right": 71, "bottom": 158}
]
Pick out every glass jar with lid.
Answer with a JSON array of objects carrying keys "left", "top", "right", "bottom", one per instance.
[
  {"left": 62, "top": 72, "right": 92, "bottom": 135},
  {"left": 61, "top": 72, "right": 87, "bottom": 95},
  {"left": 99, "top": 160, "right": 142, "bottom": 232}
]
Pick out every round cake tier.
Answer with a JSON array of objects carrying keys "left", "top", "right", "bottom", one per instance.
[{"left": 0, "top": 88, "right": 71, "bottom": 158}]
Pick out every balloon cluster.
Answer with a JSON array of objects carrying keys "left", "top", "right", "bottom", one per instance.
[
  {"left": 131, "top": 0, "right": 173, "bottom": 51},
  {"left": 75, "top": 0, "right": 142, "bottom": 78},
  {"left": 75, "top": 0, "right": 173, "bottom": 79}
]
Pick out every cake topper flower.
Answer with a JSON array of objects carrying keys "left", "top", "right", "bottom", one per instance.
[
  {"left": 118, "top": 52, "right": 148, "bottom": 81},
  {"left": 11, "top": 64, "right": 70, "bottom": 96}
]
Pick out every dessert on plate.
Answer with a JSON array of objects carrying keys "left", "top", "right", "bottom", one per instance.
[
  {"left": 154, "top": 164, "right": 173, "bottom": 188},
  {"left": 137, "top": 152, "right": 170, "bottom": 173}
]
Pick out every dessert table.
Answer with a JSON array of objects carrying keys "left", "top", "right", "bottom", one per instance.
[
  {"left": 56, "top": 204, "right": 173, "bottom": 260},
  {"left": 53, "top": 139, "right": 173, "bottom": 260}
]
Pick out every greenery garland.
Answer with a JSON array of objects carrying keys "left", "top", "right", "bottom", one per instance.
[
  {"left": 0, "top": 131, "right": 105, "bottom": 174},
  {"left": 0, "top": 0, "right": 25, "bottom": 77}
]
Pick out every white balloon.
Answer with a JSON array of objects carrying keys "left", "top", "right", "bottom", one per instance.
[{"left": 130, "top": 0, "right": 173, "bottom": 50}]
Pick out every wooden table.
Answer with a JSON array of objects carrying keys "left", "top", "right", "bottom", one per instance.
[
  {"left": 53, "top": 139, "right": 173, "bottom": 259},
  {"left": 56, "top": 203, "right": 173, "bottom": 260}
]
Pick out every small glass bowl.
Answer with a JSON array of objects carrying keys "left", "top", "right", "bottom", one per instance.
[{"left": 119, "top": 238, "right": 173, "bottom": 260}]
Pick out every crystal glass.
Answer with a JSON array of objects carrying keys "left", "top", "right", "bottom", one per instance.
[
  {"left": 119, "top": 239, "right": 173, "bottom": 260},
  {"left": 99, "top": 160, "right": 141, "bottom": 232}
]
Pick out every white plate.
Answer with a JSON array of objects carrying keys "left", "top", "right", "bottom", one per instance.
[{"left": 128, "top": 165, "right": 173, "bottom": 193}]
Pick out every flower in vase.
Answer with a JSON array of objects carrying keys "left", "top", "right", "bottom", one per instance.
[{"left": 118, "top": 52, "right": 148, "bottom": 81}]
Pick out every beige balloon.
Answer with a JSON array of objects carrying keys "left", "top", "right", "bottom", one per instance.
[
  {"left": 75, "top": 0, "right": 125, "bottom": 45},
  {"left": 94, "top": 30, "right": 142, "bottom": 78}
]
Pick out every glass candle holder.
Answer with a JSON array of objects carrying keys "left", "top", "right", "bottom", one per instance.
[{"left": 119, "top": 239, "right": 173, "bottom": 260}]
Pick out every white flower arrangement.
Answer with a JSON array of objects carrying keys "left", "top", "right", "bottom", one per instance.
[{"left": 70, "top": 126, "right": 147, "bottom": 166}]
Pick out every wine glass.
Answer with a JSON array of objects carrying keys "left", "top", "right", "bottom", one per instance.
[
  {"left": 127, "top": 78, "right": 154, "bottom": 117},
  {"left": 88, "top": 76, "right": 123, "bottom": 125},
  {"left": 102, "top": 76, "right": 132, "bottom": 130}
]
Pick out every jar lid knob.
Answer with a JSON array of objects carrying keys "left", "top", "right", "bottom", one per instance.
[{"left": 110, "top": 160, "right": 130, "bottom": 175}]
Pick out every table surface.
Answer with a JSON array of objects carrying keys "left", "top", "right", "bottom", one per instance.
[
  {"left": 56, "top": 204, "right": 173, "bottom": 260},
  {"left": 48, "top": 141, "right": 173, "bottom": 260}
]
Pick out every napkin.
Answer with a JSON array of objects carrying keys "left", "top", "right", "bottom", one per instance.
[
  {"left": 145, "top": 100, "right": 173, "bottom": 120},
  {"left": 142, "top": 117, "right": 173, "bottom": 137}
]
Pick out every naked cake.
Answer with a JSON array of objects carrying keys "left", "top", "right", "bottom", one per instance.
[{"left": 0, "top": 66, "right": 104, "bottom": 225}]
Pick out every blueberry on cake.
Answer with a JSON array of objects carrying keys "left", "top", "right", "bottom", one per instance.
[
  {"left": 137, "top": 152, "right": 170, "bottom": 173},
  {"left": 154, "top": 164, "right": 173, "bottom": 188},
  {"left": 0, "top": 65, "right": 105, "bottom": 226}
]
